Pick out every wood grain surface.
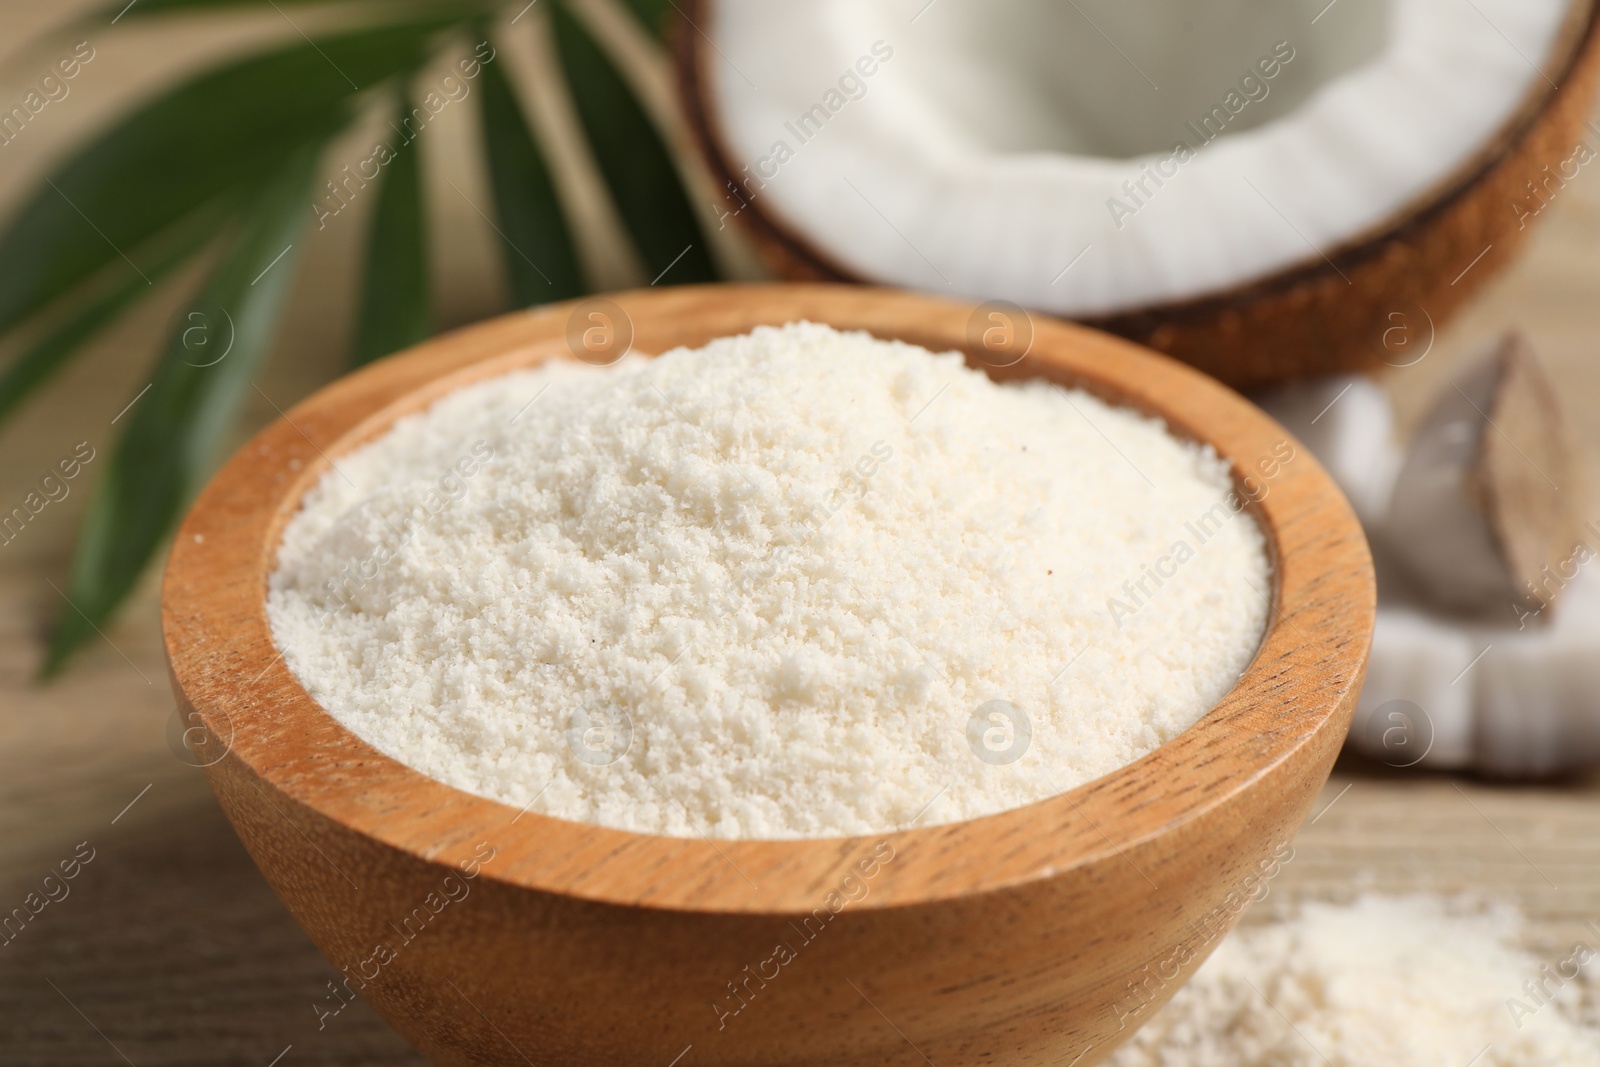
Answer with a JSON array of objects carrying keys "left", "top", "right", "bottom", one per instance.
[{"left": 3, "top": 4, "right": 1600, "bottom": 1065}]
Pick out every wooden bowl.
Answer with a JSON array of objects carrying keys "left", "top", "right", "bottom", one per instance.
[{"left": 162, "top": 284, "right": 1373, "bottom": 1067}]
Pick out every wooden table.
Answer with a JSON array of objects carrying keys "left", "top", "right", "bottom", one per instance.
[{"left": 3, "top": 5, "right": 1600, "bottom": 1061}]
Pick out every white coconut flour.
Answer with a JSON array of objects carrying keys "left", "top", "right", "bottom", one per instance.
[
  {"left": 1110, "top": 894, "right": 1600, "bottom": 1066},
  {"left": 266, "top": 322, "right": 1270, "bottom": 838}
]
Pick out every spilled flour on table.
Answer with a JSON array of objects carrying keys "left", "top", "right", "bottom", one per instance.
[{"left": 1111, "top": 894, "right": 1600, "bottom": 1066}]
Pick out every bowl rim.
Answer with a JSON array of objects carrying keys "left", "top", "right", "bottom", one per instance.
[{"left": 161, "top": 283, "right": 1373, "bottom": 915}]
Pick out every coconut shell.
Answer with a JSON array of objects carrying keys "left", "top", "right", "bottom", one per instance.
[
  {"left": 1386, "top": 333, "right": 1583, "bottom": 617},
  {"left": 675, "top": 0, "right": 1600, "bottom": 389}
]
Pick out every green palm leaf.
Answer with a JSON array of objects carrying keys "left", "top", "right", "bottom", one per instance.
[
  {"left": 550, "top": 0, "right": 716, "bottom": 285},
  {"left": 352, "top": 92, "right": 433, "bottom": 365},
  {"left": 98, "top": 0, "right": 495, "bottom": 16},
  {"left": 45, "top": 141, "right": 325, "bottom": 673},
  {"left": 477, "top": 49, "right": 583, "bottom": 305},
  {"left": 102, "top": 0, "right": 378, "bottom": 14},
  {"left": 0, "top": 18, "right": 459, "bottom": 350},
  {"left": 0, "top": 199, "right": 234, "bottom": 424},
  {"left": 617, "top": 0, "right": 674, "bottom": 39},
  {"left": 97, "top": 0, "right": 330, "bottom": 15}
]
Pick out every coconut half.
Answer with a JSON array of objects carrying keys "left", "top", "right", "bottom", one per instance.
[{"left": 679, "top": 0, "right": 1600, "bottom": 386}]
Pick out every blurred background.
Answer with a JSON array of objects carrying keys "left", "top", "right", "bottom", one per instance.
[{"left": 3, "top": 0, "right": 1600, "bottom": 1062}]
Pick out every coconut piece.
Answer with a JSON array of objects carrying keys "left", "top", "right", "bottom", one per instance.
[
  {"left": 1352, "top": 603, "right": 1477, "bottom": 769},
  {"left": 1355, "top": 567, "right": 1600, "bottom": 777},
  {"left": 678, "top": 0, "right": 1600, "bottom": 387},
  {"left": 1475, "top": 563, "right": 1600, "bottom": 776},
  {"left": 1480, "top": 337, "right": 1587, "bottom": 613},
  {"left": 1385, "top": 334, "right": 1581, "bottom": 617},
  {"left": 1254, "top": 375, "right": 1401, "bottom": 527}
]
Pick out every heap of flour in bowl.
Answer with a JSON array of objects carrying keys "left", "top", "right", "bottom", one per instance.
[{"left": 266, "top": 322, "right": 1271, "bottom": 838}]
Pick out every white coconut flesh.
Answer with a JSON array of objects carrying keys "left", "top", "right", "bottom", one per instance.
[{"left": 705, "top": 0, "right": 1575, "bottom": 315}]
